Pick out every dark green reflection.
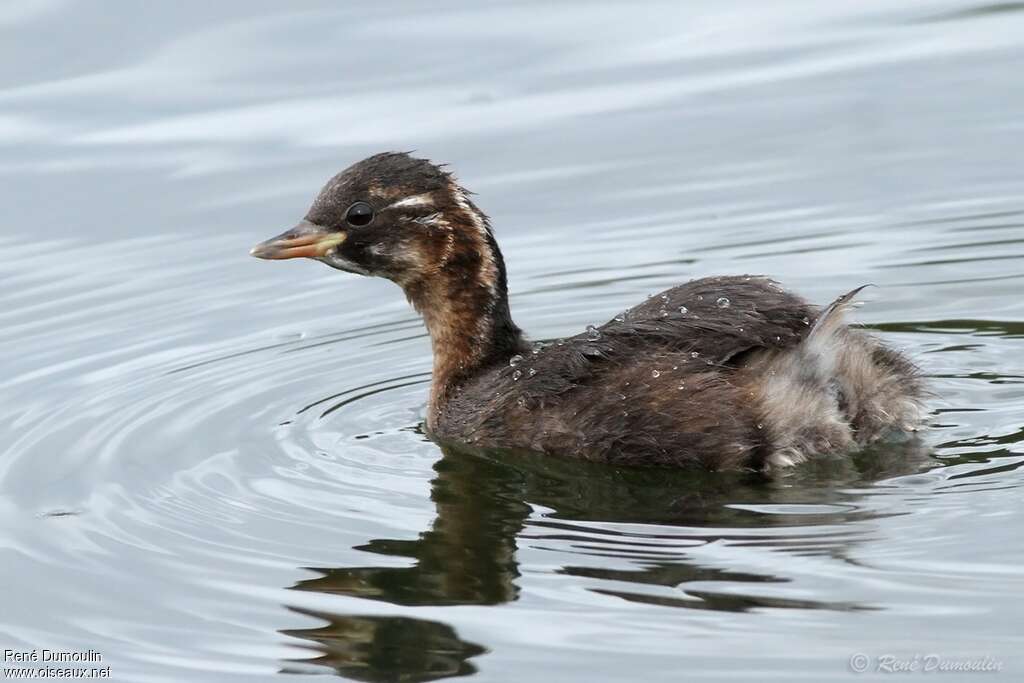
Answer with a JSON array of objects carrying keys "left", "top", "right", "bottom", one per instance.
[
  {"left": 869, "top": 318, "right": 1024, "bottom": 338},
  {"left": 280, "top": 609, "right": 485, "bottom": 681},
  {"left": 282, "top": 438, "right": 931, "bottom": 678},
  {"left": 294, "top": 449, "right": 528, "bottom": 607}
]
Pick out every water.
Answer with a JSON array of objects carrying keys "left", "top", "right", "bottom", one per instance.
[{"left": 2, "top": 1, "right": 1023, "bottom": 680}]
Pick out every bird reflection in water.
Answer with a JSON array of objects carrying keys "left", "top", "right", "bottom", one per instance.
[
  {"left": 280, "top": 438, "right": 931, "bottom": 680},
  {"left": 279, "top": 610, "right": 485, "bottom": 681}
]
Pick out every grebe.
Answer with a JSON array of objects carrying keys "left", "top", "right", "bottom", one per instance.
[{"left": 251, "top": 153, "right": 924, "bottom": 470}]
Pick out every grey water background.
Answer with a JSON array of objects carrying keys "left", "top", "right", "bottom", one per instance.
[{"left": 2, "top": 0, "right": 1023, "bottom": 680}]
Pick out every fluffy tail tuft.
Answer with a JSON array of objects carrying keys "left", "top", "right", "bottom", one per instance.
[{"left": 753, "top": 285, "right": 926, "bottom": 471}]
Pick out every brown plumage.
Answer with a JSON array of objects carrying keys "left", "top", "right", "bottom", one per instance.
[{"left": 251, "top": 152, "right": 926, "bottom": 471}]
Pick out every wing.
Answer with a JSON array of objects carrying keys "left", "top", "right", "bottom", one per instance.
[
  {"left": 503, "top": 276, "right": 817, "bottom": 396},
  {"left": 605, "top": 275, "right": 816, "bottom": 361}
]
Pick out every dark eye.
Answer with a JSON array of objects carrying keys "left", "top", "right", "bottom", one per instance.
[{"left": 345, "top": 201, "right": 374, "bottom": 227}]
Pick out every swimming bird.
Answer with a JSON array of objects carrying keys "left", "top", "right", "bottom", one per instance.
[{"left": 251, "top": 152, "right": 925, "bottom": 470}]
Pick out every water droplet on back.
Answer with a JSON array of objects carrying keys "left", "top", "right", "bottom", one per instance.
[
  {"left": 512, "top": 369, "right": 522, "bottom": 381},
  {"left": 509, "top": 354, "right": 523, "bottom": 367},
  {"left": 716, "top": 297, "right": 730, "bottom": 308},
  {"left": 651, "top": 369, "right": 661, "bottom": 378},
  {"left": 678, "top": 306, "right": 688, "bottom": 315},
  {"left": 586, "top": 325, "right": 601, "bottom": 341}
]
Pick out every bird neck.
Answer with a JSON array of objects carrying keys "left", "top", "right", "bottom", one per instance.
[{"left": 402, "top": 223, "right": 526, "bottom": 429}]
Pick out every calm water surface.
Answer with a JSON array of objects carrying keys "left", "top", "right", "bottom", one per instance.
[{"left": 2, "top": 1, "right": 1024, "bottom": 681}]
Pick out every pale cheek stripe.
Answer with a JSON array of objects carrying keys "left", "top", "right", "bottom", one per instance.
[
  {"left": 452, "top": 186, "right": 484, "bottom": 236},
  {"left": 385, "top": 193, "right": 435, "bottom": 210},
  {"left": 452, "top": 185, "right": 499, "bottom": 292}
]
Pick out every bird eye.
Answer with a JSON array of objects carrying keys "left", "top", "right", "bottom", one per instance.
[{"left": 345, "top": 201, "right": 374, "bottom": 227}]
